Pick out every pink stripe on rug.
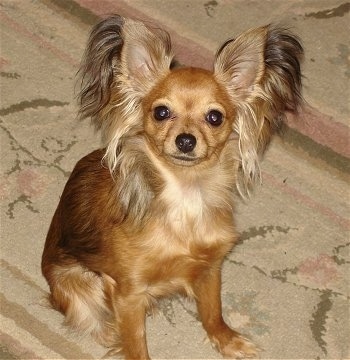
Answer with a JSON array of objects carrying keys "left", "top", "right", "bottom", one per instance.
[
  {"left": 0, "top": 331, "right": 42, "bottom": 360},
  {"left": 263, "top": 171, "right": 350, "bottom": 230},
  {"left": 287, "top": 106, "right": 350, "bottom": 159},
  {"left": 0, "top": 57, "right": 10, "bottom": 69},
  {"left": 0, "top": 11, "right": 79, "bottom": 67}
]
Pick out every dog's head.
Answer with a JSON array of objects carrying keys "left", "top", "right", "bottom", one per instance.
[
  {"left": 78, "top": 15, "right": 303, "bottom": 194},
  {"left": 141, "top": 67, "right": 236, "bottom": 168}
]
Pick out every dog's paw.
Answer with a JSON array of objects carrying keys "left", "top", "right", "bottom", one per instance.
[
  {"left": 211, "top": 333, "right": 258, "bottom": 359},
  {"left": 221, "top": 335, "right": 258, "bottom": 359}
]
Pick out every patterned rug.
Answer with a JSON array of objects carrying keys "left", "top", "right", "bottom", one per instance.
[{"left": 1, "top": 0, "right": 349, "bottom": 358}]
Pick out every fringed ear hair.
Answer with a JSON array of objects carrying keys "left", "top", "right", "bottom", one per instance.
[
  {"left": 214, "top": 25, "right": 303, "bottom": 195},
  {"left": 118, "top": 19, "right": 173, "bottom": 102},
  {"left": 78, "top": 15, "right": 125, "bottom": 128},
  {"left": 77, "top": 15, "right": 174, "bottom": 172}
]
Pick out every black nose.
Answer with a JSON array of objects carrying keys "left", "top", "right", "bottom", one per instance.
[{"left": 175, "top": 133, "right": 197, "bottom": 153}]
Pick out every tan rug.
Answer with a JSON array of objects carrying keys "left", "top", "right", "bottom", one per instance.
[{"left": 1, "top": 0, "right": 349, "bottom": 358}]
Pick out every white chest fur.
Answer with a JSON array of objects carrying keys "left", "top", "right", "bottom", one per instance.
[
  {"left": 161, "top": 171, "right": 204, "bottom": 224},
  {"left": 144, "top": 143, "right": 236, "bottom": 245}
]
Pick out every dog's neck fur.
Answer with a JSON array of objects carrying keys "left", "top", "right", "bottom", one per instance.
[{"left": 116, "top": 136, "right": 237, "bottom": 237}]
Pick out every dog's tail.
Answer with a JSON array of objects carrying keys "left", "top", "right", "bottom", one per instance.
[
  {"left": 42, "top": 209, "right": 118, "bottom": 348},
  {"left": 43, "top": 262, "right": 118, "bottom": 348}
]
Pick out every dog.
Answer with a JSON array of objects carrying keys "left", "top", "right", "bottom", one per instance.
[{"left": 41, "top": 14, "right": 303, "bottom": 359}]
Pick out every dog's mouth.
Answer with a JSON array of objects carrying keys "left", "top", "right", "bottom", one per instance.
[{"left": 169, "top": 154, "right": 202, "bottom": 166}]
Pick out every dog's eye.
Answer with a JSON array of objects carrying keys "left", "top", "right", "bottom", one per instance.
[
  {"left": 154, "top": 106, "right": 170, "bottom": 121},
  {"left": 206, "top": 110, "right": 223, "bottom": 126}
]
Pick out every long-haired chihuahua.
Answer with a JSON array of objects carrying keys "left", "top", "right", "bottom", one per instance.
[{"left": 42, "top": 15, "right": 303, "bottom": 359}]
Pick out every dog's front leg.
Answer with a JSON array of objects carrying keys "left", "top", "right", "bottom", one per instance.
[
  {"left": 114, "top": 294, "right": 150, "bottom": 360},
  {"left": 194, "top": 267, "right": 257, "bottom": 358}
]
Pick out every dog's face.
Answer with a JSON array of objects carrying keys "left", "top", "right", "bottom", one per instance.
[
  {"left": 142, "top": 68, "right": 236, "bottom": 167},
  {"left": 78, "top": 16, "right": 303, "bottom": 193}
]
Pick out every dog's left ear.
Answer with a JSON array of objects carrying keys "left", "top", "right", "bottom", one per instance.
[
  {"left": 214, "top": 27, "right": 266, "bottom": 101},
  {"left": 214, "top": 25, "right": 303, "bottom": 194}
]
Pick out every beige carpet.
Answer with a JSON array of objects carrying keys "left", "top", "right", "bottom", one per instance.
[{"left": 1, "top": 0, "right": 349, "bottom": 358}]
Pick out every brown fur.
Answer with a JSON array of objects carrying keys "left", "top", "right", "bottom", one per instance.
[{"left": 42, "top": 15, "right": 303, "bottom": 359}]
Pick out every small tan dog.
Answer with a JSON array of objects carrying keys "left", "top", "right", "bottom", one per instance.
[{"left": 42, "top": 15, "right": 303, "bottom": 359}]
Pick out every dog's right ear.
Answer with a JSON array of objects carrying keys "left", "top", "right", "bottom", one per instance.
[
  {"left": 78, "top": 15, "right": 173, "bottom": 129},
  {"left": 118, "top": 18, "right": 173, "bottom": 103},
  {"left": 78, "top": 15, "right": 124, "bottom": 126}
]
